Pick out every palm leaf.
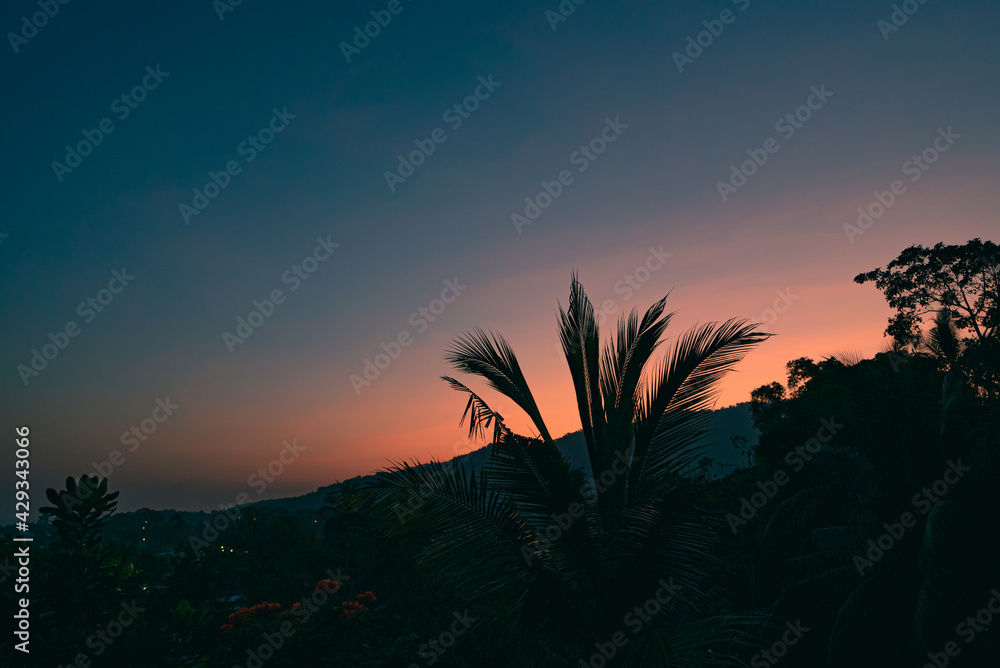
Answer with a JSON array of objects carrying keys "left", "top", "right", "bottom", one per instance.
[
  {"left": 597, "top": 296, "right": 675, "bottom": 513},
  {"left": 445, "top": 328, "right": 553, "bottom": 444},
  {"left": 350, "top": 459, "right": 535, "bottom": 612},
  {"left": 441, "top": 375, "right": 509, "bottom": 444},
  {"left": 632, "top": 319, "right": 769, "bottom": 502},
  {"left": 558, "top": 273, "right": 605, "bottom": 473}
]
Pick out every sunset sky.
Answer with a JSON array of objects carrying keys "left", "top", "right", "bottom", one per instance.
[{"left": 2, "top": 0, "right": 998, "bottom": 516}]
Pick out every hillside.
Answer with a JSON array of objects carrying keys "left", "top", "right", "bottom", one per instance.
[{"left": 250, "top": 403, "right": 758, "bottom": 512}]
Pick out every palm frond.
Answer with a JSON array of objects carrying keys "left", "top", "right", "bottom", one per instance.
[
  {"left": 485, "top": 433, "right": 598, "bottom": 591},
  {"left": 349, "top": 459, "right": 536, "bottom": 612},
  {"left": 445, "top": 329, "right": 553, "bottom": 444},
  {"left": 597, "top": 296, "right": 675, "bottom": 512},
  {"left": 599, "top": 295, "right": 673, "bottom": 430},
  {"left": 925, "top": 308, "right": 962, "bottom": 366},
  {"left": 632, "top": 319, "right": 769, "bottom": 502},
  {"left": 558, "top": 273, "right": 605, "bottom": 471},
  {"left": 441, "top": 375, "right": 509, "bottom": 444},
  {"left": 823, "top": 348, "right": 866, "bottom": 367},
  {"left": 484, "top": 434, "right": 584, "bottom": 526},
  {"left": 617, "top": 490, "right": 722, "bottom": 604}
]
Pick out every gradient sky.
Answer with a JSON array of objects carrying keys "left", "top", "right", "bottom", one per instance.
[{"left": 2, "top": 0, "right": 998, "bottom": 517}]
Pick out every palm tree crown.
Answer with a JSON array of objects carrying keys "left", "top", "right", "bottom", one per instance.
[{"left": 353, "top": 273, "right": 770, "bottom": 665}]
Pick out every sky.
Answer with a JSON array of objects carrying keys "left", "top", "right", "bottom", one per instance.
[{"left": 2, "top": 0, "right": 998, "bottom": 517}]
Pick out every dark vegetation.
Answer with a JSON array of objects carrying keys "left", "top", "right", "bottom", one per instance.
[{"left": 2, "top": 239, "right": 997, "bottom": 667}]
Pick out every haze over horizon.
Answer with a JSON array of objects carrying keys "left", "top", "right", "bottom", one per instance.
[{"left": 3, "top": 0, "right": 999, "bottom": 516}]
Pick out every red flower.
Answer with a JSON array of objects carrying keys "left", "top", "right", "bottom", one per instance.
[
  {"left": 219, "top": 623, "right": 234, "bottom": 631},
  {"left": 315, "top": 578, "right": 340, "bottom": 594},
  {"left": 340, "top": 600, "right": 367, "bottom": 618},
  {"left": 356, "top": 591, "right": 377, "bottom": 604},
  {"left": 228, "top": 607, "right": 255, "bottom": 625}
]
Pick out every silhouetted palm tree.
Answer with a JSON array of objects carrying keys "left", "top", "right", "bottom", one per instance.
[{"left": 354, "top": 273, "right": 770, "bottom": 665}]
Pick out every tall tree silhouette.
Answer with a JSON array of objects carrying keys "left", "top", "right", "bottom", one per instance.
[{"left": 855, "top": 238, "right": 999, "bottom": 399}]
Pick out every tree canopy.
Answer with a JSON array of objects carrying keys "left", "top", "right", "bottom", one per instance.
[{"left": 854, "top": 238, "right": 999, "bottom": 345}]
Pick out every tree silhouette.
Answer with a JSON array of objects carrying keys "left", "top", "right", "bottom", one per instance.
[
  {"left": 854, "top": 238, "right": 999, "bottom": 345},
  {"left": 741, "top": 350, "right": 1000, "bottom": 666},
  {"left": 36, "top": 475, "right": 126, "bottom": 664},
  {"left": 354, "top": 273, "right": 770, "bottom": 665},
  {"left": 856, "top": 239, "right": 1000, "bottom": 400},
  {"left": 40, "top": 475, "right": 119, "bottom": 553}
]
